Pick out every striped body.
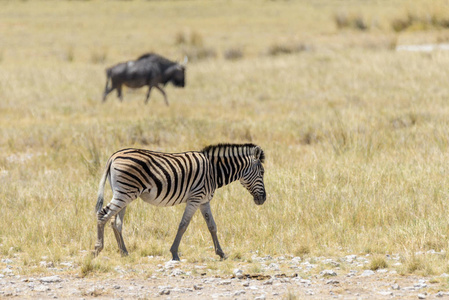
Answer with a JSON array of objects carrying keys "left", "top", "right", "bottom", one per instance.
[{"left": 94, "top": 143, "right": 266, "bottom": 260}]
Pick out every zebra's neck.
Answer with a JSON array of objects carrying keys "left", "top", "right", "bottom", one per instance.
[{"left": 202, "top": 143, "right": 255, "bottom": 189}]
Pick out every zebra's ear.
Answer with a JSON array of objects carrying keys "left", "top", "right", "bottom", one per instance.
[{"left": 253, "top": 146, "right": 264, "bottom": 162}]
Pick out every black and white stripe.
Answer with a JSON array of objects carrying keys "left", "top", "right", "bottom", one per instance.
[{"left": 94, "top": 143, "right": 266, "bottom": 260}]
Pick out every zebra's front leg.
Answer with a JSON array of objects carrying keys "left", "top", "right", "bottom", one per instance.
[
  {"left": 111, "top": 207, "right": 128, "bottom": 256},
  {"left": 170, "top": 201, "right": 199, "bottom": 261},
  {"left": 200, "top": 202, "right": 226, "bottom": 260}
]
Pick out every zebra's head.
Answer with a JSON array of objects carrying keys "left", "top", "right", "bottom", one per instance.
[{"left": 240, "top": 146, "right": 266, "bottom": 205}]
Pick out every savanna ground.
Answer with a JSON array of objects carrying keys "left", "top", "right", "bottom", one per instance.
[{"left": 3, "top": 0, "right": 449, "bottom": 298}]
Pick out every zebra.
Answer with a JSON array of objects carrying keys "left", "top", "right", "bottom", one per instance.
[{"left": 93, "top": 143, "right": 266, "bottom": 261}]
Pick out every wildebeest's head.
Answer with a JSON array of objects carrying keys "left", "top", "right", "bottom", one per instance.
[{"left": 170, "top": 64, "right": 186, "bottom": 88}]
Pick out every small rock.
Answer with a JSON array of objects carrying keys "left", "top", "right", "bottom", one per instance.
[
  {"left": 414, "top": 280, "right": 427, "bottom": 289},
  {"left": 345, "top": 255, "right": 357, "bottom": 263},
  {"left": 268, "top": 263, "right": 280, "bottom": 271},
  {"left": 263, "top": 279, "right": 273, "bottom": 285},
  {"left": 164, "top": 260, "right": 180, "bottom": 270},
  {"left": 39, "top": 276, "right": 62, "bottom": 283},
  {"left": 326, "top": 279, "right": 339, "bottom": 285},
  {"left": 391, "top": 284, "right": 400, "bottom": 290},
  {"left": 242, "top": 281, "right": 250, "bottom": 287},
  {"left": 34, "top": 284, "right": 50, "bottom": 292},
  {"left": 321, "top": 270, "right": 337, "bottom": 277},
  {"left": 305, "top": 290, "right": 314, "bottom": 295},
  {"left": 378, "top": 291, "right": 393, "bottom": 296},
  {"left": 418, "top": 294, "right": 426, "bottom": 299},
  {"left": 291, "top": 257, "right": 301, "bottom": 264},
  {"left": 219, "top": 280, "right": 232, "bottom": 285},
  {"left": 360, "top": 270, "right": 375, "bottom": 277},
  {"left": 255, "top": 295, "right": 266, "bottom": 300},
  {"left": 234, "top": 290, "right": 245, "bottom": 296},
  {"left": 160, "top": 289, "right": 170, "bottom": 295},
  {"left": 193, "top": 285, "right": 203, "bottom": 290},
  {"left": 170, "top": 268, "right": 184, "bottom": 276}
]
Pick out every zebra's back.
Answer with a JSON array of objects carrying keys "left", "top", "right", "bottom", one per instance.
[{"left": 108, "top": 148, "right": 211, "bottom": 207}]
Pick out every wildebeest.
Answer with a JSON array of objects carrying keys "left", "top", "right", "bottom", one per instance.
[{"left": 102, "top": 53, "right": 186, "bottom": 106}]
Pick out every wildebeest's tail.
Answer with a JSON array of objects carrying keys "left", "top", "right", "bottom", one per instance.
[{"left": 95, "top": 157, "right": 113, "bottom": 213}]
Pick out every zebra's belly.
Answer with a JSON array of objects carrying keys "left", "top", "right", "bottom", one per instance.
[{"left": 139, "top": 190, "right": 189, "bottom": 207}]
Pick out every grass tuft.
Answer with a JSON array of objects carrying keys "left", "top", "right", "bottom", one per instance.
[{"left": 369, "top": 255, "right": 388, "bottom": 271}]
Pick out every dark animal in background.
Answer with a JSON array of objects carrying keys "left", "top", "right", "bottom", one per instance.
[{"left": 102, "top": 53, "right": 187, "bottom": 106}]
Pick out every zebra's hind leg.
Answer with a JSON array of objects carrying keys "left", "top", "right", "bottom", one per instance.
[
  {"left": 170, "top": 201, "right": 200, "bottom": 261},
  {"left": 200, "top": 202, "right": 226, "bottom": 260},
  {"left": 111, "top": 207, "right": 128, "bottom": 256},
  {"left": 94, "top": 197, "right": 129, "bottom": 257}
]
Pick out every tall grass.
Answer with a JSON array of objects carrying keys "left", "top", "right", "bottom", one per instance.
[{"left": 1, "top": 0, "right": 449, "bottom": 277}]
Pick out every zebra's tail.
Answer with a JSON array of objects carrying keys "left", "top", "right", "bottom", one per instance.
[{"left": 95, "top": 157, "right": 112, "bottom": 213}]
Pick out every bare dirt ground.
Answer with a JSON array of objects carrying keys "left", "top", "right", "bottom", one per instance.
[{"left": 1, "top": 254, "right": 449, "bottom": 299}]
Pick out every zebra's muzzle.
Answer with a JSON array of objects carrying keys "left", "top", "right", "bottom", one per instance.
[{"left": 254, "top": 193, "right": 266, "bottom": 205}]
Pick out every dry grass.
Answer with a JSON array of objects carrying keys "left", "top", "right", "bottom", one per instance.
[{"left": 2, "top": 0, "right": 449, "bottom": 277}]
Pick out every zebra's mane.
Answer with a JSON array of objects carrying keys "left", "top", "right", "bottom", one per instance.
[{"left": 201, "top": 143, "right": 265, "bottom": 163}]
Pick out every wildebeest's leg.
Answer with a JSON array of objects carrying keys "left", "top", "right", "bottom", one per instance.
[
  {"left": 111, "top": 207, "right": 128, "bottom": 256},
  {"left": 170, "top": 201, "right": 199, "bottom": 261},
  {"left": 116, "top": 85, "right": 123, "bottom": 102},
  {"left": 155, "top": 85, "right": 169, "bottom": 106},
  {"left": 102, "top": 78, "right": 114, "bottom": 102},
  {"left": 144, "top": 86, "right": 153, "bottom": 104},
  {"left": 200, "top": 202, "right": 226, "bottom": 259}
]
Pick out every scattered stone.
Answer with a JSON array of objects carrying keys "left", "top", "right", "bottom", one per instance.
[
  {"left": 164, "top": 260, "right": 180, "bottom": 270},
  {"left": 34, "top": 284, "right": 50, "bottom": 292},
  {"left": 170, "top": 268, "right": 184, "bottom": 276},
  {"left": 305, "top": 289, "right": 314, "bottom": 295},
  {"left": 219, "top": 280, "right": 231, "bottom": 285},
  {"left": 345, "top": 255, "right": 357, "bottom": 263},
  {"left": 193, "top": 284, "right": 203, "bottom": 290},
  {"left": 360, "top": 270, "right": 375, "bottom": 277},
  {"left": 255, "top": 295, "right": 266, "bottom": 300},
  {"left": 391, "top": 284, "right": 400, "bottom": 290},
  {"left": 414, "top": 280, "right": 427, "bottom": 289},
  {"left": 234, "top": 290, "right": 245, "bottom": 296},
  {"left": 326, "top": 279, "right": 339, "bottom": 285},
  {"left": 39, "top": 276, "right": 62, "bottom": 283},
  {"left": 242, "top": 281, "right": 250, "bottom": 287},
  {"left": 1, "top": 259, "right": 13, "bottom": 264},
  {"left": 159, "top": 289, "right": 170, "bottom": 295},
  {"left": 263, "top": 279, "right": 273, "bottom": 285},
  {"left": 291, "top": 257, "right": 301, "bottom": 264},
  {"left": 268, "top": 263, "right": 280, "bottom": 271},
  {"left": 39, "top": 261, "right": 54, "bottom": 268},
  {"left": 2, "top": 268, "right": 13, "bottom": 276},
  {"left": 320, "top": 270, "right": 337, "bottom": 277},
  {"left": 233, "top": 269, "right": 243, "bottom": 279},
  {"left": 378, "top": 291, "right": 393, "bottom": 296},
  {"left": 113, "top": 285, "right": 121, "bottom": 289},
  {"left": 418, "top": 294, "right": 426, "bottom": 299}
]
